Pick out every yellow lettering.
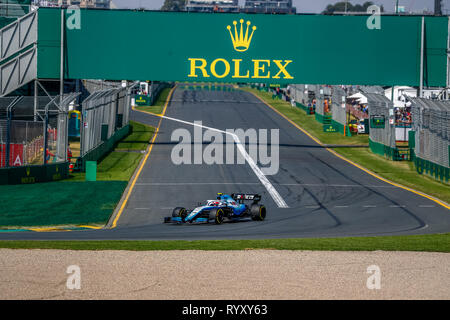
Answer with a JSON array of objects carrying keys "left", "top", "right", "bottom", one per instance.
[
  {"left": 273, "top": 60, "right": 293, "bottom": 79},
  {"left": 252, "top": 60, "right": 270, "bottom": 79},
  {"left": 210, "top": 58, "right": 230, "bottom": 78},
  {"left": 188, "top": 58, "right": 210, "bottom": 78},
  {"left": 232, "top": 59, "right": 249, "bottom": 78}
]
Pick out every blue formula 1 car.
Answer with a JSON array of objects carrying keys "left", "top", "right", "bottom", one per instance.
[{"left": 164, "top": 193, "right": 266, "bottom": 224}]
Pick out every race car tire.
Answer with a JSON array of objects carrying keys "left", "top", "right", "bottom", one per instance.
[
  {"left": 209, "top": 208, "right": 224, "bottom": 225},
  {"left": 250, "top": 204, "right": 266, "bottom": 221},
  {"left": 172, "top": 207, "right": 187, "bottom": 222}
]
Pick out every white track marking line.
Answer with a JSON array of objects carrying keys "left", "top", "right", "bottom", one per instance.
[
  {"left": 136, "top": 182, "right": 261, "bottom": 186},
  {"left": 160, "top": 115, "right": 289, "bottom": 208}
]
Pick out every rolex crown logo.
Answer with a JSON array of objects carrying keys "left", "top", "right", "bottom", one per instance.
[{"left": 227, "top": 19, "right": 257, "bottom": 52}]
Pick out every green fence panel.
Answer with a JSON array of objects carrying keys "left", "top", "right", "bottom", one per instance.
[
  {"left": 408, "top": 131, "right": 415, "bottom": 149},
  {"left": 331, "top": 119, "right": 345, "bottom": 135},
  {"left": 315, "top": 113, "right": 325, "bottom": 124},
  {"left": 101, "top": 124, "right": 109, "bottom": 142},
  {"left": 86, "top": 161, "right": 97, "bottom": 182},
  {"left": 135, "top": 95, "right": 151, "bottom": 106},
  {"left": 323, "top": 124, "right": 338, "bottom": 133},
  {"left": 0, "top": 169, "right": 8, "bottom": 185},
  {"left": 1, "top": 162, "right": 69, "bottom": 185},
  {"left": 8, "top": 165, "right": 44, "bottom": 184},
  {"left": 414, "top": 156, "right": 449, "bottom": 183},
  {"left": 45, "top": 162, "right": 68, "bottom": 182}
]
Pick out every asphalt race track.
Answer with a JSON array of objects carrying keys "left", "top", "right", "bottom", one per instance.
[{"left": 1, "top": 87, "right": 449, "bottom": 240}]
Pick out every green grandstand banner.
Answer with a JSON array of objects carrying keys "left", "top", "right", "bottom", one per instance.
[{"left": 36, "top": 8, "right": 449, "bottom": 86}]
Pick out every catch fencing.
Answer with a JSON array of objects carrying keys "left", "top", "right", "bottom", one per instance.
[
  {"left": 289, "top": 84, "right": 309, "bottom": 106},
  {"left": 289, "top": 84, "right": 347, "bottom": 131},
  {"left": 0, "top": 119, "right": 44, "bottom": 167},
  {"left": 367, "top": 93, "right": 395, "bottom": 148},
  {"left": 365, "top": 93, "right": 408, "bottom": 160},
  {"left": 79, "top": 85, "right": 132, "bottom": 170},
  {"left": 411, "top": 98, "right": 450, "bottom": 174},
  {"left": 0, "top": 93, "right": 78, "bottom": 169},
  {"left": 331, "top": 86, "right": 347, "bottom": 131}
]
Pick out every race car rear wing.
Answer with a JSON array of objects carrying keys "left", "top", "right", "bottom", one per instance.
[{"left": 231, "top": 193, "right": 261, "bottom": 204}]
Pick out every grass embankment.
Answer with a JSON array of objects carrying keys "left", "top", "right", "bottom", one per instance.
[
  {"left": 0, "top": 233, "right": 449, "bottom": 252},
  {"left": 0, "top": 121, "right": 155, "bottom": 228},
  {"left": 134, "top": 87, "right": 172, "bottom": 115},
  {"left": 243, "top": 87, "right": 450, "bottom": 205},
  {"left": 0, "top": 181, "right": 127, "bottom": 228},
  {"left": 68, "top": 121, "right": 155, "bottom": 182}
]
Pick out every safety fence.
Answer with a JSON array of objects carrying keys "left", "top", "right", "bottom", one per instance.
[
  {"left": 367, "top": 93, "right": 395, "bottom": 149},
  {"left": 0, "top": 119, "right": 44, "bottom": 167},
  {"left": 329, "top": 86, "right": 347, "bottom": 134},
  {"left": 0, "top": 93, "right": 76, "bottom": 169},
  {"left": 0, "top": 92, "right": 78, "bottom": 185},
  {"left": 288, "top": 84, "right": 350, "bottom": 133},
  {"left": 82, "top": 80, "right": 123, "bottom": 94},
  {"left": 148, "top": 82, "right": 171, "bottom": 105},
  {"left": 410, "top": 98, "right": 450, "bottom": 182},
  {"left": 79, "top": 85, "right": 132, "bottom": 171},
  {"left": 249, "top": 83, "right": 449, "bottom": 183},
  {"left": 78, "top": 124, "right": 130, "bottom": 172},
  {"left": 365, "top": 93, "right": 406, "bottom": 160}
]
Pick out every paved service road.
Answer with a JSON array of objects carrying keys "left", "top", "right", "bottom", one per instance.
[{"left": 1, "top": 87, "right": 449, "bottom": 240}]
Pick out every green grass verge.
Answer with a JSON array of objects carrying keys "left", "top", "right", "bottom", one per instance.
[
  {"left": 134, "top": 87, "right": 172, "bottom": 115},
  {"left": 244, "top": 87, "right": 450, "bottom": 205},
  {"left": 0, "top": 181, "right": 127, "bottom": 227},
  {"left": 0, "top": 121, "right": 155, "bottom": 228},
  {"left": 68, "top": 121, "right": 155, "bottom": 182},
  {"left": 0, "top": 233, "right": 449, "bottom": 252},
  {"left": 337, "top": 148, "right": 450, "bottom": 204},
  {"left": 116, "top": 121, "right": 155, "bottom": 151},
  {"left": 241, "top": 87, "right": 368, "bottom": 146}
]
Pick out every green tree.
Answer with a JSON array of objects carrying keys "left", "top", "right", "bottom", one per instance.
[{"left": 161, "top": 0, "right": 187, "bottom": 11}]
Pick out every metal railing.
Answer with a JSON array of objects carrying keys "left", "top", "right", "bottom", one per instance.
[
  {"left": 0, "top": 4, "right": 31, "bottom": 18},
  {"left": 411, "top": 98, "right": 450, "bottom": 168},
  {"left": 80, "top": 85, "right": 131, "bottom": 157},
  {"left": 0, "top": 92, "right": 79, "bottom": 168}
]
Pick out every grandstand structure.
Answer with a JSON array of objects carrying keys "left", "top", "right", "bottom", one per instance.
[
  {"left": 32, "top": 0, "right": 111, "bottom": 8},
  {"left": 243, "top": 0, "right": 296, "bottom": 14},
  {"left": 0, "top": 1, "right": 31, "bottom": 21},
  {"left": 185, "top": 0, "right": 239, "bottom": 13}
]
